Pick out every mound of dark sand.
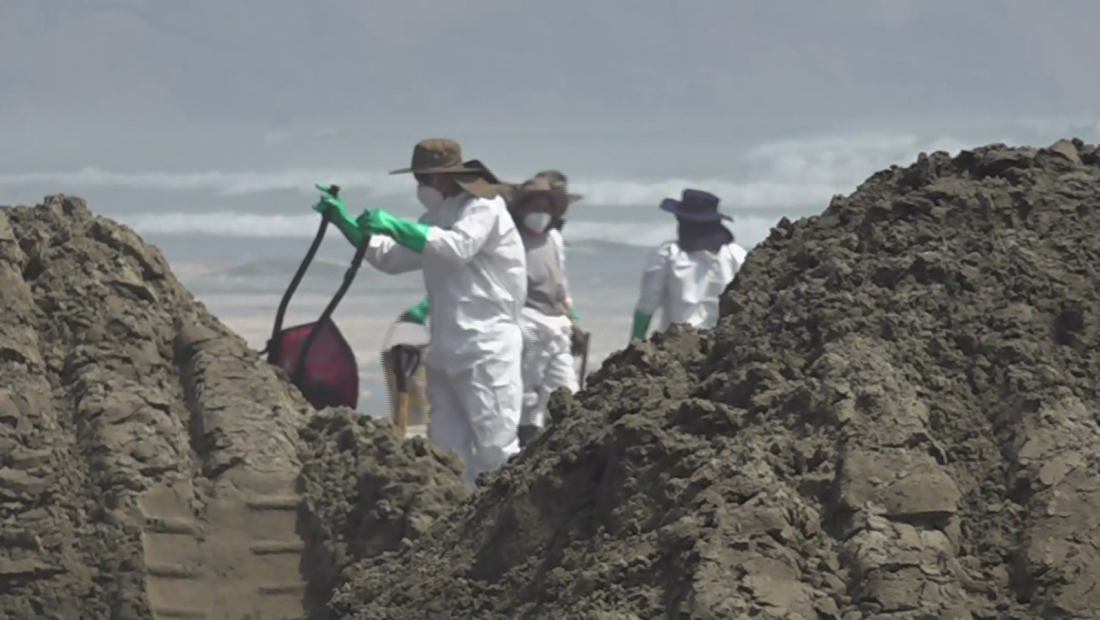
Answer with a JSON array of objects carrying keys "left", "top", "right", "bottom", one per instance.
[
  {"left": 0, "top": 196, "right": 466, "bottom": 620},
  {"left": 298, "top": 409, "right": 470, "bottom": 615},
  {"left": 330, "top": 139, "right": 1100, "bottom": 620}
]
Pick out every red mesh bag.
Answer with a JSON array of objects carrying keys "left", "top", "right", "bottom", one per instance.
[
  {"left": 269, "top": 318, "right": 358, "bottom": 410},
  {"left": 266, "top": 186, "right": 367, "bottom": 411}
]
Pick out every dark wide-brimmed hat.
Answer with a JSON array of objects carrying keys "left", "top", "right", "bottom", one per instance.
[
  {"left": 461, "top": 158, "right": 502, "bottom": 183},
  {"left": 533, "top": 169, "right": 583, "bottom": 204},
  {"left": 659, "top": 189, "right": 732, "bottom": 222},
  {"left": 391, "top": 139, "right": 502, "bottom": 198},
  {"left": 510, "top": 176, "right": 568, "bottom": 217}
]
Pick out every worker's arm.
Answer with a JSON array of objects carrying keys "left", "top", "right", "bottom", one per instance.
[
  {"left": 550, "top": 229, "right": 580, "bottom": 321},
  {"left": 309, "top": 184, "right": 422, "bottom": 273},
  {"left": 564, "top": 299, "right": 579, "bottom": 322},
  {"left": 319, "top": 205, "right": 424, "bottom": 274},
  {"left": 365, "top": 236, "right": 424, "bottom": 275},
  {"left": 421, "top": 196, "right": 501, "bottom": 265},
  {"left": 631, "top": 243, "right": 671, "bottom": 341},
  {"left": 357, "top": 196, "right": 498, "bottom": 265}
]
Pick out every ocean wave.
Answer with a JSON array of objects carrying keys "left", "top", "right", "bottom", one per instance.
[
  {"left": 124, "top": 212, "right": 322, "bottom": 237},
  {"left": 120, "top": 211, "right": 785, "bottom": 249},
  {"left": 0, "top": 132, "right": 972, "bottom": 209},
  {"left": 578, "top": 133, "right": 970, "bottom": 209}
]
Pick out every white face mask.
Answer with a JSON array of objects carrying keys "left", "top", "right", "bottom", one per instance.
[
  {"left": 417, "top": 185, "right": 445, "bottom": 210},
  {"left": 523, "top": 212, "right": 552, "bottom": 233}
]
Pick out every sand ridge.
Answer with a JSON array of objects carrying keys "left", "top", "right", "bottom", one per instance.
[
  {"left": 0, "top": 197, "right": 466, "bottom": 620},
  {"left": 4, "top": 139, "right": 1100, "bottom": 619}
]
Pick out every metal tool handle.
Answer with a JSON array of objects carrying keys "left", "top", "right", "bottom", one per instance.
[{"left": 389, "top": 343, "right": 422, "bottom": 438}]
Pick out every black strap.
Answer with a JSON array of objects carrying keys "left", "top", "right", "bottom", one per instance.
[
  {"left": 578, "top": 331, "right": 591, "bottom": 389},
  {"left": 292, "top": 233, "right": 370, "bottom": 385},
  {"left": 266, "top": 214, "right": 330, "bottom": 364},
  {"left": 265, "top": 184, "right": 370, "bottom": 387}
]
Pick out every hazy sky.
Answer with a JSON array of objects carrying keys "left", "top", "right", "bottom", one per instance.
[{"left": 3, "top": 0, "right": 1099, "bottom": 137}]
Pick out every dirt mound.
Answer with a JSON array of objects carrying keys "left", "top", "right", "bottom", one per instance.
[
  {"left": 0, "top": 196, "right": 467, "bottom": 620},
  {"left": 331, "top": 139, "right": 1100, "bottom": 620},
  {"left": 297, "top": 409, "right": 470, "bottom": 617}
]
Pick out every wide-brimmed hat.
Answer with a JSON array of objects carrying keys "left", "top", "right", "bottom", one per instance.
[
  {"left": 453, "top": 159, "right": 507, "bottom": 199},
  {"left": 461, "top": 159, "right": 503, "bottom": 183},
  {"left": 511, "top": 176, "right": 568, "bottom": 217},
  {"left": 391, "top": 140, "right": 503, "bottom": 199},
  {"left": 390, "top": 139, "right": 482, "bottom": 175},
  {"left": 533, "top": 169, "right": 584, "bottom": 204},
  {"left": 659, "top": 189, "right": 732, "bottom": 222}
]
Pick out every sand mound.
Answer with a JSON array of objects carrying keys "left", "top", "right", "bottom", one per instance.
[
  {"left": 0, "top": 196, "right": 466, "bottom": 620},
  {"left": 332, "top": 139, "right": 1100, "bottom": 620},
  {"left": 298, "top": 409, "right": 470, "bottom": 614}
]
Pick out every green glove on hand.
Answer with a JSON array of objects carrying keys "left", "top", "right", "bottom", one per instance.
[
  {"left": 358, "top": 209, "right": 430, "bottom": 253},
  {"left": 569, "top": 306, "right": 581, "bottom": 322},
  {"left": 630, "top": 310, "right": 652, "bottom": 342},
  {"left": 399, "top": 296, "right": 430, "bottom": 325},
  {"left": 312, "top": 183, "right": 366, "bottom": 247}
]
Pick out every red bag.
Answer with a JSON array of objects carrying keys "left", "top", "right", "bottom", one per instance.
[
  {"left": 266, "top": 185, "right": 367, "bottom": 411},
  {"left": 269, "top": 317, "right": 358, "bottom": 409}
]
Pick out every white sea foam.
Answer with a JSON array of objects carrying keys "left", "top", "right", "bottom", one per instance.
[
  {"left": 0, "top": 131, "right": 972, "bottom": 208},
  {"left": 116, "top": 212, "right": 783, "bottom": 249}
]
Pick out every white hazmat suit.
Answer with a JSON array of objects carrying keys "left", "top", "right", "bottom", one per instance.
[
  {"left": 365, "top": 193, "right": 527, "bottom": 487},
  {"left": 519, "top": 226, "right": 578, "bottom": 431},
  {"left": 635, "top": 240, "right": 747, "bottom": 334},
  {"left": 549, "top": 228, "right": 574, "bottom": 312}
]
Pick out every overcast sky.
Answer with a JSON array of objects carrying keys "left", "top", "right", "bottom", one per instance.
[{"left": 2, "top": 1, "right": 1098, "bottom": 136}]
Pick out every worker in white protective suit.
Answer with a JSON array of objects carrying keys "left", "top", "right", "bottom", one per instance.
[
  {"left": 631, "top": 189, "right": 747, "bottom": 341},
  {"left": 536, "top": 169, "right": 585, "bottom": 336},
  {"left": 394, "top": 169, "right": 589, "bottom": 447},
  {"left": 538, "top": 169, "right": 593, "bottom": 395},
  {"left": 509, "top": 176, "right": 581, "bottom": 446},
  {"left": 313, "top": 139, "right": 526, "bottom": 488},
  {"left": 400, "top": 170, "right": 585, "bottom": 336}
]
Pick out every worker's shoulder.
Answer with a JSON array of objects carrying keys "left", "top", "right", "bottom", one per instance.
[
  {"left": 460, "top": 193, "right": 508, "bottom": 211},
  {"left": 646, "top": 239, "right": 679, "bottom": 263},
  {"left": 724, "top": 242, "right": 748, "bottom": 264},
  {"left": 451, "top": 194, "right": 509, "bottom": 228}
]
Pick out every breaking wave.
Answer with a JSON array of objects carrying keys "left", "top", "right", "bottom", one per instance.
[
  {"left": 0, "top": 132, "right": 971, "bottom": 208},
  {"left": 116, "top": 212, "right": 783, "bottom": 249}
]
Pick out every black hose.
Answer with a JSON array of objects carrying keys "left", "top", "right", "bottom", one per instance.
[{"left": 292, "top": 234, "right": 370, "bottom": 386}]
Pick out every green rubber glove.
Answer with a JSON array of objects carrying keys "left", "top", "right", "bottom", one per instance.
[
  {"left": 569, "top": 306, "right": 581, "bottom": 322},
  {"left": 400, "top": 296, "right": 430, "bottom": 325},
  {"left": 312, "top": 183, "right": 366, "bottom": 247},
  {"left": 630, "top": 310, "right": 652, "bottom": 341},
  {"left": 357, "top": 209, "right": 430, "bottom": 253}
]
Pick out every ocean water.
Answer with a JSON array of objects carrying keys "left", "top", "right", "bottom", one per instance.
[{"left": 3, "top": 123, "right": 1099, "bottom": 417}]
